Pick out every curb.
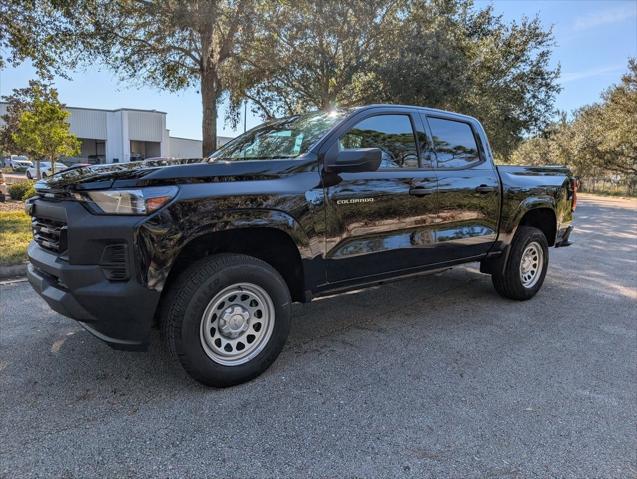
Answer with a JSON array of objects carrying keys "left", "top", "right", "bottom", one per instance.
[{"left": 0, "top": 263, "right": 27, "bottom": 280}]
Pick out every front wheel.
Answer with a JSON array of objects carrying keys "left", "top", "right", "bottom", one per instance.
[
  {"left": 160, "top": 253, "right": 291, "bottom": 387},
  {"left": 26, "top": 171, "right": 32, "bottom": 179},
  {"left": 491, "top": 226, "right": 549, "bottom": 300}
]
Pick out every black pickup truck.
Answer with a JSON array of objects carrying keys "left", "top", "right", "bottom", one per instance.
[{"left": 26, "top": 105, "right": 576, "bottom": 386}]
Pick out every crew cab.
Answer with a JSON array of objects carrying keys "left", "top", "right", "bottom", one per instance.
[{"left": 26, "top": 105, "right": 576, "bottom": 386}]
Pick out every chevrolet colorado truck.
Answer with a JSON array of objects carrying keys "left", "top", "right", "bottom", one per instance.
[{"left": 26, "top": 105, "right": 576, "bottom": 386}]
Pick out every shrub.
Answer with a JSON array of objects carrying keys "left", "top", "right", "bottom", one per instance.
[
  {"left": 21, "top": 183, "right": 37, "bottom": 200},
  {"left": 8, "top": 181, "right": 35, "bottom": 200}
]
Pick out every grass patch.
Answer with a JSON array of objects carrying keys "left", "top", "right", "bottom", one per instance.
[{"left": 0, "top": 210, "right": 31, "bottom": 266}]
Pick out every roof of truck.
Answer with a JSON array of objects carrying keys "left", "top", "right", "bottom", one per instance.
[{"left": 354, "top": 104, "right": 480, "bottom": 124}]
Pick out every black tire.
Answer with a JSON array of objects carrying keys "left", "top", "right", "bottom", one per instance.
[
  {"left": 492, "top": 226, "right": 549, "bottom": 300},
  {"left": 26, "top": 171, "right": 32, "bottom": 179},
  {"left": 160, "top": 253, "right": 291, "bottom": 387}
]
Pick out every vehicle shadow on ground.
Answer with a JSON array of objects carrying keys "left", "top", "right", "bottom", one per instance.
[{"left": 49, "top": 267, "right": 490, "bottom": 392}]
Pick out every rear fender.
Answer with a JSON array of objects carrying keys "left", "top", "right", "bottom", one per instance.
[
  {"left": 483, "top": 196, "right": 557, "bottom": 275},
  {"left": 505, "top": 195, "right": 556, "bottom": 244}
]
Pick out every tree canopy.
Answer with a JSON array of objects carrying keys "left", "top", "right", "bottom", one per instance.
[
  {"left": 510, "top": 59, "right": 637, "bottom": 181},
  {"left": 226, "top": 0, "right": 401, "bottom": 118},
  {"left": 230, "top": 0, "right": 560, "bottom": 157},
  {"left": 1, "top": 0, "right": 565, "bottom": 160},
  {"left": 65, "top": 0, "right": 257, "bottom": 155},
  {"left": 0, "top": 0, "right": 82, "bottom": 78}
]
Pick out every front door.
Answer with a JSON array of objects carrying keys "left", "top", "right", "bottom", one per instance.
[{"left": 323, "top": 110, "right": 439, "bottom": 284}]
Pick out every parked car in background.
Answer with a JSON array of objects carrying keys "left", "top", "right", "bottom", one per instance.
[
  {"left": 9, "top": 155, "right": 33, "bottom": 172},
  {"left": 26, "top": 161, "right": 70, "bottom": 179}
]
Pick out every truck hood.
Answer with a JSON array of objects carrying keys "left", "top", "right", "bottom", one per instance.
[{"left": 37, "top": 156, "right": 318, "bottom": 192}]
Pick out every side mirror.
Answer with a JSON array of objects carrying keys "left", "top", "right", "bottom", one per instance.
[{"left": 324, "top": 147, "right": 382, "bottom": 174}]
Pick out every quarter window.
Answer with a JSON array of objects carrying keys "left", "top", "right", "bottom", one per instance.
[
  {"left": 428, "top": 117, "right": 480, "bottom": 168},
  {"left": 340, "top": 115, "right": 418, "bottom": 168}
]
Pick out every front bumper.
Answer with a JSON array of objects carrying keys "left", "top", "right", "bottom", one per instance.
[
  {"left": 27, "top": 243, "right": 159, "bottom": 350},
  {"left": 26, "top": 198, "right": 162, "bottom": 350}
]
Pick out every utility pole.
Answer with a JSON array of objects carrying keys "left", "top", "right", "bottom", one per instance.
[{"left": 243, "top": 100, "right": 247, "bottom": 133}]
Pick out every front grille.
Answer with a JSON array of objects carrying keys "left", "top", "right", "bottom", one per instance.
[{"left": 32, "top": 217, "right": 67, "bottom": 253}]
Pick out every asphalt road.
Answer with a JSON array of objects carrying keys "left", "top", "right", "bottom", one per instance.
[{"left": 1, "top": 194, "right": 635, "bottom": 478}]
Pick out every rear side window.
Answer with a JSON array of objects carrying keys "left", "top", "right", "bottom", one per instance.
[
  {"left": 427, "top": 117, "right": 481, "bottom": 168},
  {"left": 340, "top": 114, "right": 418, "bottom": 168}
]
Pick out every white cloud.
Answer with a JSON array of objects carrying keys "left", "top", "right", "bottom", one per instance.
[
  {"left": 560, "top": 64, "right": 625, "bottom": 83},
  {"left": 573, "top": 4, "right": 637, "bottom": 31}
]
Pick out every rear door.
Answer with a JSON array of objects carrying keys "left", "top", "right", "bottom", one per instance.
[
  {"left": 323, "top": 108, "right": 439, "bottom": 284},
  {"left": 423, "top": 113, "right": 500, "bottom": 262}
]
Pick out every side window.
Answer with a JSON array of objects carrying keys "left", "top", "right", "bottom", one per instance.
[
  {"left": 427, "top": 117, "right": 481, "bottom": 168},
  {"left": 340, "top": 114, "right": 418, "bottom": 168}
]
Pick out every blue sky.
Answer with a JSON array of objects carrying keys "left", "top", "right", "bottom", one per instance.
[{"left": 1, "top": 0, "right": 636, "bottom": 140}]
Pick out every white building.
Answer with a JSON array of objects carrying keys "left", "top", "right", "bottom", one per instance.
[{"left": 0, "top": 103, "right": 232, "bottom": 164}]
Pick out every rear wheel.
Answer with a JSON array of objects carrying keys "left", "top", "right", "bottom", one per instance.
[
  {"left": 26, "top": 171, "right": 32, "bottom": 179},
  {"left": 491, "top": 226, "right": 549, "bottom": 300},
  {"left": 160, "top": 253, "right": 291, "bottom": 387}
]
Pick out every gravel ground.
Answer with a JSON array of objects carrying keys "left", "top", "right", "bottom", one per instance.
[
  {"left": 0, "top": 200, "right": 24, "bottom": 212},
  {"left": 0, "top": 194, "right": 635, "bottom": 478}
]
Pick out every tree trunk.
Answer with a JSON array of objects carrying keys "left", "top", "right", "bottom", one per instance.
[
  {"left": 201, "top": 67, "right": 219, "bottom": 157},
  {"left": 36, "top": 160, "right": 41, "bottom": 180}
]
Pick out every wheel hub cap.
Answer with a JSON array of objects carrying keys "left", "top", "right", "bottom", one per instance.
[
  {"left": 199, "top": 283, "right": 275, "bottom": 366},
  {"left": 519, "top": 242, "right": 543, "bottom": 288},
  {"left": 219, "top": 306, "right": 250, "bottom": 338}
]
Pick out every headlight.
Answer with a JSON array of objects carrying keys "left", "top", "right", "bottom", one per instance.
[{"left": 77, "top": 186, "right": 178, "bottom": 215}]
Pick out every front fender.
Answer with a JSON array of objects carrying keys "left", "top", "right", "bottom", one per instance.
[
  {"left": 184, "top": 208, "right": 315, "bottom": 257},
  {"left": 135, "top": 206, "right": 316, "bottom": 291}
]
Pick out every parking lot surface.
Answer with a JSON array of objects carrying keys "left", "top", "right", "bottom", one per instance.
[{"left": 1, "top": 194, "right": 635, "bottom": 478}]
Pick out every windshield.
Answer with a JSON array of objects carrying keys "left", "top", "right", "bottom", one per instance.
[{"left": 209, "top": 110, "right": 349, "bottom": 161}]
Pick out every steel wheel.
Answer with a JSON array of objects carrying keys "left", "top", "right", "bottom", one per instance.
[
  {"left": 519, "top": 241, "right": 543, "bottom": 288},
  {"left": 199, "top": 282, "right": 275, "bottom": 366}
]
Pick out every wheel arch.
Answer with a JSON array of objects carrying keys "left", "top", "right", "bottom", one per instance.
[
  {"left": 159, "top": 220, "right": 309, "bottom": 305},
  {"left": 518, "top": 207, "right": 557, "bottom": 247},
  {"left": 483, "top": 201, "right": 557, "bottom": 275}
]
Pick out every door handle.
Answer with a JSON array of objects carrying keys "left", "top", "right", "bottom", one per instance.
[
  {"left": 409, "top": 186, "right": 434, "bottom": 197},
  {"left": 475, "top": 185, "right": 496, "bottom": 194}
]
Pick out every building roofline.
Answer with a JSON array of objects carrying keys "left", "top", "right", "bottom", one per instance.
[
  {"left": 169, "top": 135, "right": 202, "bottom": 141},
  {"left": 0, "top": 101, "right": 167, "bottom": 115}
]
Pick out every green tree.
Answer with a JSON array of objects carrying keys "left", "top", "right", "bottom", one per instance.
[
  {"left": 10, "top": 85, "right": 80, "bottom": 179},
  {"left": 1, "top": 80, "right": 58, "bottom": 155},
  {"left": 66, "top": 0, "right": 256, "bottom": 156},
  {"left": 510, "top": 59, "right": 637, "bottom": 183},
  {"left": 375, "top": 0, "right": 560, "bottom": 158},
  {"left": 227, "top": 0, "right": 401, "bottom": 120},
  {"left": 232, "top": 0, "right": 560, "bottom": 158},
  {"left": 574, "top": 59, "right": 637, "bottom": 177}
]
